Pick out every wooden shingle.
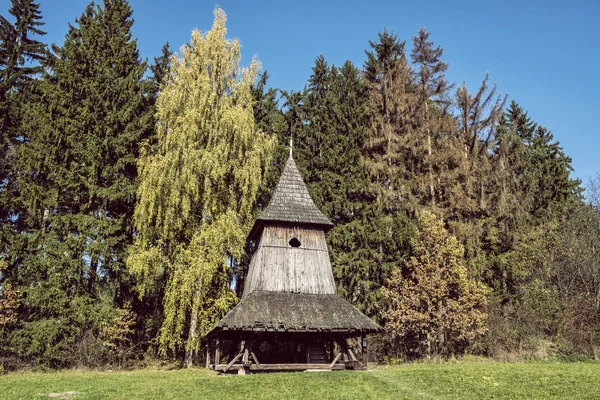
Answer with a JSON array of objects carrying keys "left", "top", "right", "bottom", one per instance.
[
  {"left": 248, "top": 157, "right": 333, "bottom": 239},
  {"left": 211, "top": 291, "right": 382, "bottom": 334}
]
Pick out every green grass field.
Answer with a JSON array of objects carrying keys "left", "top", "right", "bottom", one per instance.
[{"left": 1, "top": 361, "right": 598, "bottom": 400}]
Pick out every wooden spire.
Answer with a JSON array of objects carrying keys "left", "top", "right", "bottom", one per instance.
[{"left": 248, "top": 156, "right": 332, "bottom": 239}]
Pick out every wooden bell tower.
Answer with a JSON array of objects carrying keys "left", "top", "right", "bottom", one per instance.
[{"left": 208, "top": 155, "right": 381, "bottom": 373}]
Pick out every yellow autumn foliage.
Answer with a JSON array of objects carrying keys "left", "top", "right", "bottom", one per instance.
[
  {"left": 127, "top": 8, "right": 274, "bottom": 356},
  {"left": 383, "top": 210, "right": 489, "bottom": 357}
]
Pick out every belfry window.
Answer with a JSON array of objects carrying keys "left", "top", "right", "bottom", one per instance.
[{"left": 289, "top": 237, "right": 301, "bottom": 248}]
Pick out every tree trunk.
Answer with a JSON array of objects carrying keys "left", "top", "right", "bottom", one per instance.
[
  {"left": 185, "top": 281, "right": 202, "bottom": 367},
  {"left": 426, "top": 332, "right": 432, "bottom": 360},
  {"left": 428, "top": 131, "right": 434, "bottom": 205}
]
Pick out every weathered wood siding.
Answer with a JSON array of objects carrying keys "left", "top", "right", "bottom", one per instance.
[{"left": 243, "top": 224, "right": 337, "bottom": 297}]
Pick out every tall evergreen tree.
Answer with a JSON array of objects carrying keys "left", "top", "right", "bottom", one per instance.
[
  {"left": 0, "top": 0, "right": 46, "bottom": 242},
  {"left": 355, "top": 31, "right": 419, "bottom": 319},
  {"left": 9, "top": 0, "right": 151, "bottom": 367},
  {"left": 128, "top": 8, "right": 275, "bottom": 366},
  {"left": 527, "top": 126, "right": 581, "bottom": 219},
  {"left": 364, "top": 29, "right": 420, "bottom": 213},
  {"left": 410, "top": 28, "right": 455, "bottom": 206},
  {"left": 453, "top": 74, "right": 507, "bottom": 216},
  {"left": 291, "top": 56, "right": 394, "bottom": 316},
  {"left": 149, "top": 42, "right": 172, "bottom": 99}
]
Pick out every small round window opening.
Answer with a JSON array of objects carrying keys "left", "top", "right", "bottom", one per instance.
[{"left": 289, "top": 237, "right": 301, "bottom": 248}]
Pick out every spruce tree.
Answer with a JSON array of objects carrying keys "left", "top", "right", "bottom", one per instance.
[
  {"left": 11, "top": 0, "right": 151, "bottom": 367},
  {"left": 410, "top": 28, "right": 454, "bottom": 206},
  {"left": 363, "top": 29, "right": 420, "bottom": 213},
  {"left": 295, "top": 57, "right": 377, "bottom": 314},
  {"left": 0, "top": 0, "right": 46, "bottom": 238},
  {"left": 149, "top": 42, "right": 172, "bottom": 99}
]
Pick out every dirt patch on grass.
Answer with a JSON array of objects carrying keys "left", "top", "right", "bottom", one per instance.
[{"left": 47, "top": 391, "right": 82, "bottom": 398}]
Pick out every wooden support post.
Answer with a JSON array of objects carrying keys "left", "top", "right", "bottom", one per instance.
[
  {"left": 215, "top": 339, "right": 221, "bottom": 365},
  {"left": 205, "top": 341, "right": 211, "bottom": 369},
  {"left": 329, "top": 340, "right": 334, "bottom": 362},
  {"left": 242, "top": 340, "right": 255, "bottom": 366},
  {"left": 243, "top": 347, "right": 249, "bottom": 365},
  {"left": 361, "top": 335, "right": 367, "bottom": 367}
]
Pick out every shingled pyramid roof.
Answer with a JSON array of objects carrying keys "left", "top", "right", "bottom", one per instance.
[
  {"left": 249, "top": 156, "right": 333, "bottom": 239},
  {"left": 210, "top": 291, "right": 382, "bottom": 337}
]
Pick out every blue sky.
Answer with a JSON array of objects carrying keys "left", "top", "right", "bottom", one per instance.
[{"left": 4, "top": 0, "right": 599, "bottom": 185}]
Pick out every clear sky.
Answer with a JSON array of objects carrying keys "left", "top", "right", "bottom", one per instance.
[{"left": 4, "top": 0, "right": 599, "bottom": 185}]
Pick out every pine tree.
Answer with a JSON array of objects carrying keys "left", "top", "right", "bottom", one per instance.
[
  {"left": 383, "top": 210, "right": 489, "bottom": 358},
  {"left": 128, "top": 8, "right": 275, "bottom": 365},
  {"left": 10, "top": 0, "right": 151, "bottom": 367}
]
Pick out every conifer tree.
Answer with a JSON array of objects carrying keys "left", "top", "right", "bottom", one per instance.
[
  {"left": 410, "top": 28, "right": 455, "bottom": 206},
  {"left": 251, "top": 71, "right": 287, "bottom": 209},
  {"left": 445, "top": 75, "right": 507, "bottom": 281},
  {"left": 128, "top": 8, "right": 274, "bottom": 365},
  {"left": 11, "top": 0, "right": 150, "bottom": 366},
  {"left": 364, "top": 29, "right": 419, "bottom": 213},
  {"left": 149, "top": 42, "right": 172, "bottom": 99},
  {"left": 0, "top": 0, "right": 46, "bottom": 237},
  {"left": 292, "top": 56, "right": 388, "bottom": 316}
]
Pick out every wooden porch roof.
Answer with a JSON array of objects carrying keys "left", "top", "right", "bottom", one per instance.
[{"left": 209, "top": 291, "right": 382, "bottom": 336}]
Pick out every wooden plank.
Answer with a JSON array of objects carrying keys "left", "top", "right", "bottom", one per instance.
[
  {"left": 214, "top": 363, "right": 346, "bottom": 372},
  {"left": 205, "top": 344, "right": 211, "bottom": 369},
  {"left": 329, "top": 352, "right": 342, "bottom": 369},
  {"left": 242, "top": 348, "right": 249, "bottom": 365},
  {"left": 347, "top": 348, "right": 358, "bottom": 362},
  {"left": 249, "top": 349, "right": 261, "bottom": 368},
  {"left": 223, "top": 351, "right": 243, "bottom": 373},
  {"left": 253, "top": 363, "right": 345, "bottom": 371}
]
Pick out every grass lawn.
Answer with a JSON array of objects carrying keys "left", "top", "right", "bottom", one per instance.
[{"left": 1, "top": 361, "right": 598, "bottom": 399}]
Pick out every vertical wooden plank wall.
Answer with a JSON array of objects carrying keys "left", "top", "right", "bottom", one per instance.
[{"left": 242, "top": 224, "right": 337, "bottom": 297}]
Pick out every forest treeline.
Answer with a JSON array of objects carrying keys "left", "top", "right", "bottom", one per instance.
[{"left": 1, "top": 0, "right": 599, "bottom": 370}]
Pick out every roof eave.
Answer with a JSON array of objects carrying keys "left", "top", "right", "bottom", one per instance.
[{"left": 248, "top": 219, "right": 334, "bottom": 241}]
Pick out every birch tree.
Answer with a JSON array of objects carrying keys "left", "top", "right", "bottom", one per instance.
[{"left": 128, "top": 8, "right": 274, "bottom": 365}]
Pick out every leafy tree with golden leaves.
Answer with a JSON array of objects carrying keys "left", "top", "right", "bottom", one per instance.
[
  {"left": 128, "top": 8, "right": 274, "bottom": 366},
  {"left": 383, "top": 210, "right": 489, "bottom": 358}
]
